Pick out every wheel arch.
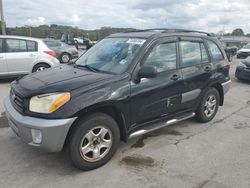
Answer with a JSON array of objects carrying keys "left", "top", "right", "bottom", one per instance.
[
  {"left": 63, "top": 104, "right": 128, "bottom": 150},
  {"left": 31, "top": 62, "right": 51, "bottom": 72},
  {"left": 210, "top": 83, "right": 224, "bottom": 106}
]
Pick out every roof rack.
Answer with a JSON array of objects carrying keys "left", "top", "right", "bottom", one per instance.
[{"left": 128, "top": 28, "right": 211, "bottom": 36}]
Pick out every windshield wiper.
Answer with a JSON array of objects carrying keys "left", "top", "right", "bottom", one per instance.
[{"left": 74, "top": 64, "right": 98, "bottom": 72}]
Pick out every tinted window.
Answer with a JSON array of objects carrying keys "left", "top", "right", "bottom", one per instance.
[
  {"left": 207, "top": 40, "right": 224, "bottom": 61},
  {"left": 0, "top": 39, "right": 3, "bottom": 52},
  {"left": 27, "top": 40, "right": 37, "bottom": 51},
  {"left": 143, "top": 42, "right": 177, "bottom": 72},
  {"left": 180, "top": 41, "right": 201, "bottom": 67},
  {"left": 200, "top": 43, "right": 209, "bottom": 63},
  {"left": 6, "top": 39, "right": 27, "bottom": 52}
]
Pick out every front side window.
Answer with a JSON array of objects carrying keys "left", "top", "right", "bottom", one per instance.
[
  {"left": 207, "top": 40, "right": 224, "bottom": 61},
  {"left": 76, "top": 38, "right": 146, "bottom": 74},
  {"left": 143, "top": 42, "right": 177, "bottom": 72}
]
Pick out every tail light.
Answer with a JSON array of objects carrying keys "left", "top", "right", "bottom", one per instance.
[{"left": 44, "top": 51, "right": 57, "bottom": 58}]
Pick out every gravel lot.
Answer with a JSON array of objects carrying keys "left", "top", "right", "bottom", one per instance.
[{"left": 0, "top": 59, "right": 249, "bottom": 188}]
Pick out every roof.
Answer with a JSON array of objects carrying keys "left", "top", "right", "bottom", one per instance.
[
  {"left": 0, "top": 35, "right": 43, "bottom": 42},
  {"left": 108, "top": 29, "right": 212, "bottom": 39}
]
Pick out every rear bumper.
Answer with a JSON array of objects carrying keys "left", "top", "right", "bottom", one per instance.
[
  {"left": 4, "top": 97, "right": 77, "bottom": 152},
  {"left": 222, "top": 80, "right": 231, "bottom": 94}
]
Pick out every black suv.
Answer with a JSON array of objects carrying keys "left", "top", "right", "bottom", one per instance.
[{"left": 4, "top": 29, "right": 231, "bottom": 170}]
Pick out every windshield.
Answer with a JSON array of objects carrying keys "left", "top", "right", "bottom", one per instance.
[{"left": 75, "top": 37, "right": 146, "bottom": 74}]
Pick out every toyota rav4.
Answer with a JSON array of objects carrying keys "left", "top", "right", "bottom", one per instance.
[{"left": 4, "top": 29, "right": 231, "bottom": 170}]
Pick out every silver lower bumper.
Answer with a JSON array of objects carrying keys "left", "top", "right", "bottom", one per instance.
[{"left": 4, "top": 97, "right": 77, "bottom": 152}]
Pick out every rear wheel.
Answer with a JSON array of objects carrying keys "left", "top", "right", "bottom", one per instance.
[
  {"left": 67, "top": 113, "right": 120, "bottom": 171},
  {"left": 60, "top": 53, "right": 71, "bottom": 63},
  {"left": 32, "top": 63, "right": 50, "bottom": 72},
  {"left": 195, "top": 87, "right": 220, "bottom": 122}
]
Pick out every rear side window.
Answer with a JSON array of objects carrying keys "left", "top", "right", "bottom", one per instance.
[
  {"left": 180, "top": 41, "right": 201, "bottom": 67},
  {"left": 200, "top": 43, "right": 209, "bottom": 64},
  {"left": 207, "top": 40, "right": 224, "bottom": 61},
  {"left": 143, "top": 42, "right": 177, "bottom": 72},
  {"left": 44, "top": 40, "right": 62, "bottom": 48},
  {"left": 26, "top": 40, "right": 37, "bottom": 52},
  {"left": 6, "top": 39, "right": 37, "bottom": 52},
  {"left": 180, "top": 41, "right": 209, "bottom": 67}
]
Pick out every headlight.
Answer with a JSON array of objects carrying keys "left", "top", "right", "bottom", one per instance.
[
  {"left": 238, "top": 62, "right": 247, "bottom": 68},
  {"left": 29, "top": 92, "right": 71, "bottom": 113}
]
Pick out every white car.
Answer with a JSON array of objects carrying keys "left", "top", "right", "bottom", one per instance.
[
  {"left": 237, "top": 43, "right": 250, "bottom": 59},
  {"left": 0, "top": 35, "right": 60, "bottom": 78}
]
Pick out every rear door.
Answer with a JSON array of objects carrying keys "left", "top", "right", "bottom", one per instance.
[
  {"left": 130, "top": 37, "right": 184, "bottom": 126},
  {"left": 5, "top": 39, "right": 38, "bottom": 75},
  {"left": 0, "top": 38, "right": 7, "bottom": 76},
  {"left": 179, "top": 37, "right": 212, "bottom": 110}
]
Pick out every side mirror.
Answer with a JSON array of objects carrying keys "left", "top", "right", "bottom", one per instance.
[{"left": 138, "top": 66, "right": 157, "bottom": 78}]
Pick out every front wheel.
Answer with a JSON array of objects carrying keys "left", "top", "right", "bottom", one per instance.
[
  {"left": 195, "top": 88, "right": 220, "bottom": 122},
  {"left": 67, "top": 113, "right": 120, "bottom": 171}
]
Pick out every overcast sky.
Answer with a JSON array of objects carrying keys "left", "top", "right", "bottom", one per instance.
[{"left": 3, "top": 0, "right": 250, "bottom": 33}]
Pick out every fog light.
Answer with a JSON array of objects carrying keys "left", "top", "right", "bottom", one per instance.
[{"left": 31, "top": 129, "right": 42, "bottom": 144}]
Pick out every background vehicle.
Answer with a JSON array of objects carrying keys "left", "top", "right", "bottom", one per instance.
[
  {"left": 237, "top": 43, "right": 250, "bottom": 59},
  {"left": 235, "top": 57, "right": 250, "bottom": 81},
  {"left": 61, "top": 33, "right": 74, "bottom": 45},
  {"left": 0, "top": 35, "right": 60, "bottom": 78},
  {"left": 43, "top": 39, "right": 79, "bottom": 63},
  {"left": 220, "top": 41, "right": 237, "bottom": 62},
  {"left": 4, "top": 29, "right": 230, "bottom": 171}
]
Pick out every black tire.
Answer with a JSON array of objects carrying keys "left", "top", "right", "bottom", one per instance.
[
  {"left": 67, "top": 113, "right": 120, "bottom": 171},
  {"left": 32, "top": 63, "right": 50, "bottom": 73},
  {"left": 60, "top": 53, "right": 71, "bottom": 63},
  {"left": 195, "top": 87, "right": 220, "bottom": 123}
]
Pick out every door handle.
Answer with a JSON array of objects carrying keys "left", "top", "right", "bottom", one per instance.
[
  {"left": 204, "top": 66, "right": 212, "bottom": 72},
  {"left": 170, "top": 74, "right": 181, "bottom": 81}
]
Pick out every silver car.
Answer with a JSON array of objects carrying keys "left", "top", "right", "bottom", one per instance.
[{"left": 0, "top": 35, "right": 60, "bottom": 78}]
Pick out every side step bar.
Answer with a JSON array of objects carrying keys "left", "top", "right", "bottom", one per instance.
[{"left": 128, "top": 112, "right": 195, "bottom": 139}]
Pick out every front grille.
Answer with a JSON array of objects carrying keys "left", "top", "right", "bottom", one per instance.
[{"left": 10, "top": 89, "right": 24, "bottom": 112}]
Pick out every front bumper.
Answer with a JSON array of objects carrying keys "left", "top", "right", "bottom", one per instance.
[
  {"left": 4, "top": 97, "right": 77, "bottom": 152},
  {"left": 235, "top": 67, "right": 250, "bottom": 81}
]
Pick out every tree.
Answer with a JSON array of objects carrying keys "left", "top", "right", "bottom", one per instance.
[{"left": 232, "top": 28, "right": 244, "bottom": 36}]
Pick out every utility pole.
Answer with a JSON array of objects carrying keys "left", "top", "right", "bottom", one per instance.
[{"left": 0, "top": 0, "right": 6, "bottom": 35}]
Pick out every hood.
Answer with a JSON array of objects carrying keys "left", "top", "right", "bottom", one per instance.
[
  {"left": 238, "top": 48, "right": 250, "bottom": 53},
  {"left": 13, "top": 65, "right": 116, "bottom": 97}
]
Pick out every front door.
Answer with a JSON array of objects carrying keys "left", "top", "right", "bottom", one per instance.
[{"left": 130, "top": 38, "right": 183, "bottom": 127}]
